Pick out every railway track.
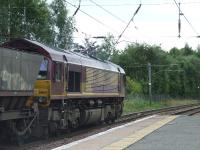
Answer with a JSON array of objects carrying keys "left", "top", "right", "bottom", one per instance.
[
  {"left": 1, "top": 103, "right": 200, "bottom": 150},
  {"left": 172, "top": 105, "right": 200, "bottom": 116},
  {"left": 119, "top": 103, "right": 200, "bottom": 123}
]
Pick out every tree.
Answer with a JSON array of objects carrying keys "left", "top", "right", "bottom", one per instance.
[
  {"left": 50, "top": 0, "right": 74, "bottom": 49},
  {"left": 169, "top": 47, "right": 181, "bottom": 57},
  {"left": 111, "top": 42, "right": 200, "bottom": 98},
  {"left": 73, "top": 34, "right": 117, "bottom": 60},
  {"left": 0, "top": 0, "right": 74, "bottom": 47},
  {"left": 96, "top": 34, "right": 116, "bottom": 60},
  {"left": 73, "top": 37, "right": 99, "bottom": 56},
  {"left": 196, "top": 45, "right": 200, "bottom": 57},
  {"left": 182, "top": 43, "right": 193, "bottom": 55},
  {"left": 126, "top": 76, "right": 142, "bottom": 95},
  {"left": 0, "top": 0, "right": 55, "bottom": 44}
]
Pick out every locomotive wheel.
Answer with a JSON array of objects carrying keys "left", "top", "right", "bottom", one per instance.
[
  {"left": 48, "top": 122, "right": 60, "bottom": 137},
  {"left": 105, "top": 112, "right": 114, "bottom": 124},
  {"left": 43, "top": 126, "right": 49, "bottom": 139},
  {"left": 10, "top": 119, "right": 32, "bottom": 145}
]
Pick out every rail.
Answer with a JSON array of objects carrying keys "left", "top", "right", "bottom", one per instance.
[{"left": 119, "top": 103, "right": 200, "bottom": 122}]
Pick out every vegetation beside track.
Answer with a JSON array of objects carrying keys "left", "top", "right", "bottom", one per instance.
[{"left": 123, "top": 98, "right": 200, "bottom": 114}]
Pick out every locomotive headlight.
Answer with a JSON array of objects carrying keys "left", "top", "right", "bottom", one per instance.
[{"left": 38, "top": 96, "right": 47, "bottom": 104}]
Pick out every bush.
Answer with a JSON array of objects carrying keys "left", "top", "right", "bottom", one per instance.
[{"left": 126, "top": 76, "right": 142, "bottom": 95}]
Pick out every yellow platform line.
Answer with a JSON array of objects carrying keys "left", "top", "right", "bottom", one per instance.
[{"left": 102, "top": 115, "right": 178, "bottom": 150}]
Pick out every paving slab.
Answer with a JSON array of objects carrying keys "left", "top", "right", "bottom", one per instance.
[
  {"left": 126, "top": 116, "right": 200, "bottom": 150},
  {"left": 52, "top": 115, "right": 170, "bottom": 150}
]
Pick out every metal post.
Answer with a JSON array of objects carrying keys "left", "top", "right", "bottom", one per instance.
[
  {"left": 24, "top": 0, "right": 26, "bottom": 37},
  {"left": 8, "top": 1, "right": 10, "bottom": 40},
  {"left": 178, "top": 2, "right": 181, "bottom": 38},
  {"left": 148, "top": 63, "right": 152, "bottom": 105}
]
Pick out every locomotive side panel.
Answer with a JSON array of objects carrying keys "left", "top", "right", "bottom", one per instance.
[
  {"left": 85, "top": 67, "right": 119, "bottom": 94},
  {"left": 120, "top": 74, "right": 126, "bottom": 97}
]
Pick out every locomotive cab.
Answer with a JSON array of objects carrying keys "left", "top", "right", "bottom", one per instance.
[
  {"left": 34, "top": 58, "right": 51, "bottom": 105},
  {"left": 37, "top": 59, "right": 48, "bottom": 80}
]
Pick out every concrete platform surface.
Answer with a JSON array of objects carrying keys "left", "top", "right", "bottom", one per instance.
[
  {"left": 126, "top": 116, "right": 200, "bottom": 150},
  {"left": 52, "top": 115, "right": 173, "bottom": 150}
]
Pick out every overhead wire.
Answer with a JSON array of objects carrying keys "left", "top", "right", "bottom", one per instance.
[
  {"left": 2, "top": 0, "right": 200, "bottom": 45},
  {"left": 0, "top": 1, "right": 200, "bottom": 8},
  {"left": 151, "top": 64, "right": 178, "bottom": 67},
  {"left": 88, "top": 0, "right": 139, "bottom": 42},
  {"left": 88, "top": 0, "right": 127, "bottom": 24},
  {"left": 116, "top": 4, "right": 142, "bottom": 44},
  {"left": 80, "top": 1, "right": 200, "bottom": 6},
  {"left": 64, "top": 0, "right": 120, "bottom": 35},
  {"left": 152, "top": 69, "right": 184, "bottom": 76}
]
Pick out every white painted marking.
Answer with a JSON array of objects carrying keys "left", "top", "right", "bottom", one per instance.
[{"left": 52, "top": 115, "right": 157, "bottom": 150}]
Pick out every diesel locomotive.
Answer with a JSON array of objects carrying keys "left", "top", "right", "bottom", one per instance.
[{"left": 0, "top": 38, "right": 125, "bottom": 138}]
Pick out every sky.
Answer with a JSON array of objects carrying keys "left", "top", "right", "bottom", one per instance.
[{"left": 49, "top": 0, "right": 200, "bottom": 51}]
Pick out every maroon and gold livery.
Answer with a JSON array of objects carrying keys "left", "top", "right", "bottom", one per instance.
[{"left": 1, "top": 38, "right": 125, "bottom": 137}]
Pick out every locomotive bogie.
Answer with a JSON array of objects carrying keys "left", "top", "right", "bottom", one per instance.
[{"left": 46, "top": 98, "right": 123, "bottom": 131}]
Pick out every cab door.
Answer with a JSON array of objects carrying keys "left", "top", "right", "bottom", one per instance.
[
  {"left": 51, "top": 61, "right": 65, "bottom": 96},
  {"left": 64, "top": 63, "right": 69, "bottom": 93}
]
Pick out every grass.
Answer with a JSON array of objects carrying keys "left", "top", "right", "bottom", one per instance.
[{"left": 123, "top": 98, "right": 200, "bottom": 115}]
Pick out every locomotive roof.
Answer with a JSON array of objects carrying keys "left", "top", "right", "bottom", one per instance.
[{"left": 1, "top": 38, "right": 125, "bottom": 74}]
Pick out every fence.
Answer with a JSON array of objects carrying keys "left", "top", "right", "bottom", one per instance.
[{"left": 125, "top": 94, "right": 200, "bottom": 101}]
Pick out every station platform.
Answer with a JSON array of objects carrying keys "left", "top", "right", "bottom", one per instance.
[
  {"left": 52, "top": 115, "right": 178, "bottom": 150},
  {"left": 126, "top": 115, "right": 200, "bottom": 150}
]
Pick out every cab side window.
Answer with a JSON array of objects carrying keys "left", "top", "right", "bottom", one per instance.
[
  {"left": 68, "top": 71, "right": 81, "bottom": 92},
  {"left": 55, "top": 62, "right": 62, "bottom": 82},
  {"left": 37, "top": 59, "right": 48, "bottom": 80}
]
